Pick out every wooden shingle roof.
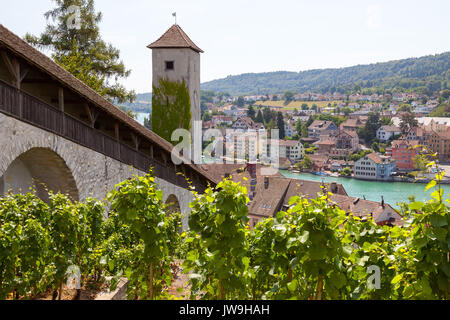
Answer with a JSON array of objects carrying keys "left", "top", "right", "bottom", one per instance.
[{"left": 147, "top": 24, "right": 203, "bottom": 53}]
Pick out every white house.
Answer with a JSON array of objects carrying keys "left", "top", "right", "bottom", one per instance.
[
  {"left": 376, "top": 125, "right": 402, "bottom": 142},
  {"left": 265, "top": 139, "right": 303, "bottom": 161}
]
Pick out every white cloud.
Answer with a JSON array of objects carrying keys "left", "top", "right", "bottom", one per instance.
[{"left": 366, "top": 5, "right": 381, "bottom": 30}]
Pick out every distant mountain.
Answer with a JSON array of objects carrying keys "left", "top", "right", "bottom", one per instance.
[
  {"left": 119, "top": 92, "right": 152, "bottom": 113},
  {"left": 201, "top": 52, "right": 450, "bottom": 96}
]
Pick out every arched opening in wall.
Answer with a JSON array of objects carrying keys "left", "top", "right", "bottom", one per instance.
[
  {"left": 165, "top": 194, "right": 181, "bottom": 214},
  {"left": 0, "top": 147, "right": 79, "bottom": 202},
  {"left": 165, "top": 194, "right": 182, "bottom": 234}
]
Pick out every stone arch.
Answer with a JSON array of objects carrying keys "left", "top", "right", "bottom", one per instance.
[
  {"left": 0, "top": 147, "right": 79, "bottom": 202},
  {"left": 165, "top": 194, "right": 181, "bottom": 214}
]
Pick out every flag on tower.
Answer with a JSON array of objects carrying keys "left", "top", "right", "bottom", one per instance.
[{"left": 172, "top": 12, "right": 177, "bottom": 24}]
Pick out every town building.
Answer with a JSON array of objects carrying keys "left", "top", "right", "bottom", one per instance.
[
  {"left": 404, "top": 127, "right": 426, "bottom": 145},
  {"left": 425, "top": 129, "right": 450, "bottom": 163},
  {"left": 376, "top": 125, "right": 402, "bottom": 142},
  {"left": 232, "top": 116, "right": 265, "bottom": 132},
  {"left": 339, "top": 118, "right": 364, "bottom": 132},
  {"left": 284, "top": 122, "right": 296, "bottom": 138},
  {"left": 265, "top": 139, "right": 304, "bottom": 161},
  {"left": 313, "top": 130, "right": 359, "bottom": 158},
  {"left": 389, "top": 139, "right": 419, "bottom": 172},
  {"left": 308, "top": 120, "right": 338, "bottom": 139},
  {"left": 354, "top": 153, "right": 396, "bottom": 181},
  {"left": 211, "top": 115, "right": 233, "bottom": 127}
]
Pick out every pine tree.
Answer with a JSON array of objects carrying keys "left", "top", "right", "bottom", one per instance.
[
  {"left": 277, "top": 112, "right": 286, "bottom": 139},
  {"left": 256, "top": 109, "right": 264, "bottom": 123},
  {"left": 25, "top": 0, "right": 135, "bottom": 104},
  {"left": 247, "top": 106, "right": 256, "bottom": 120}
]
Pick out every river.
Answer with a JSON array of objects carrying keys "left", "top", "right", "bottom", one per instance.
[{"left": 281, "top": 171, "right": 450, "bottom": 208}]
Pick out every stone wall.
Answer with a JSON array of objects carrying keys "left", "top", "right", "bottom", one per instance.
[{"left": 0, "top": 112, "right": 193, "bottom": 228}]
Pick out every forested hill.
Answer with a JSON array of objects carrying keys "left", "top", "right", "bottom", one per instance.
[{"left": 201, "top": 52, "right": 450, "bottom": 95}]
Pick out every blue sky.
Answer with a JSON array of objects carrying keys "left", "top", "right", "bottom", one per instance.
[{"left": 0, "top": 0, "right": 449, "bottom": 93}]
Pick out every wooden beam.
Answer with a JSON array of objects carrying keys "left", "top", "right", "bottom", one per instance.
[
  {"left": 83, "top": 103, "right": 101, "bottom": 127},
  {"left": 0, "top": 51, "right": 20, "bottom": 88},
  {"left": 0, "top": 51, "right": 17, "bottom": 80},
  {"left": 114, "top": 122, "right": 120, "bottom": 140},
  {"left": 131, "top": 132, "right": 140, "bottom": 150},
  {"left": 150, "top": 144, "right": 154, "bottom": 159},
  {"left": 19, "top": 67, "right": 29, "bottom": 82},
  {"left": 51, "top": 98, "right": 82, "bottom": 104},
  {"left": 58, "top": 87, "right": 64, "bottom": 112},
  {"left": 22, "top": 78, "right": 57, "bottom": 84}
]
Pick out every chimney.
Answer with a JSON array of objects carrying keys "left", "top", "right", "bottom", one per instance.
[
  {"left": 264, "top": 177, "right": 269, "bottom": 189},
  {"left": 331, "top": 182, "right": 338, "bottom": 194}
]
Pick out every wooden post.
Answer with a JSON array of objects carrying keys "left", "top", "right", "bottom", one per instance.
[
  {"left": 115, "top": 122, "right": 121, "bottom": 159},
  {"left": 161, "top": 151, "right": 168, "bottom": 165},
  {"left": 58, "top": 87, "right": 64, "bottom": 111},
  {"left": 84, "top": 102, "right": 94, "bottom": 127},
  {"left": 131, "top": 132, "right": 140, "bottom": 151},
  {"left": 59, "top": 87, "right": 65, "bottom": 134}
]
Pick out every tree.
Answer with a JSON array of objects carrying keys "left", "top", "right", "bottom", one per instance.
[
  {"left": 263, "top": 107, "right": 273, "bottom": 124},
  {"left": 301, "top": 103, "right": 309, "bottom": 110},
  {"left": 236, "top": 96, "right": 245, "bottom": 107},
  {"left": 358, "top": 112, "right": 381, "bottom": 144},
  {"left": 202, "top": 112, "right": 211, "bottom": 122},
  {"left": 277, "top": 112, "right": 286, "bottom": 139},
  {"left": 300, "top": 155, "right": 313, "bottom": 169},
  {"left": 441, "top": 89, "right": 450, "bottom": 100},
  {"left": 340, "top": 167, "right": 352, "bottom": 177},
  {"left": 256, "top": 109, "right": 264, "bottom": 124},
  {"left": 400, "top": 113, "right": 418, "bottom": 134},
  {"left": 25, "top": 0, "right": 135, "bottom": 104},
  {"left": 143, "top": 116, "right": 151, "bottom": 129},
  {"left": 380, "top": 116, "right": 393, "bottom": 126},
  {"left": 283, "top": 91, "right": 294, "bottom": 105},
  {"left": 247, "top": 105, "right": 256, "bottom": 120},
  {"left": 413, "top": 154, "right": 427, "bottom": 172}
]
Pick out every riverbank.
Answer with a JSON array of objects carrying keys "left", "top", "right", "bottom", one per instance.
[
  {"left": 293, "top": 169, "right": 450, "bottom": 184},
  {"left": 281, "top": 170, "right": 450, "bottom": 208}
]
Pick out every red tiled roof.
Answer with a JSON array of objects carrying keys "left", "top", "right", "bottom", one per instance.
[{"left": 147, "top": 24, "right": 203, "bottom": 53}]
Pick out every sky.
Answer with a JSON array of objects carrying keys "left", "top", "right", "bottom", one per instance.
[{"left": 0, "top": 0, "right": 449, "bottom": 93}]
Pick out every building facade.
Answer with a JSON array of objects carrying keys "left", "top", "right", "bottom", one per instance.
[
  {"left": 354, "top": 153, "right": 396, "bottom": 181},
  {"left": 376, "top": 125, "right": 402, "bottom": 142},
  {"left": 390, "top": 139, "right": 418, "bottom": 172}
]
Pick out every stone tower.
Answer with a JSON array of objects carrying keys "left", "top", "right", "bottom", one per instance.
[{"left": 147, "top": 24, "right": 203, "bottom": 132}]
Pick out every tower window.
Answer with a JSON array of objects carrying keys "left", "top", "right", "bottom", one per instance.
[{"left": 165, "top": 61, "right": 174, "bottom": 70}]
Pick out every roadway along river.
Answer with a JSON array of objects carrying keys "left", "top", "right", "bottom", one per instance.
[{"left": 281, "top": 171, "right": 450, "bottom": 208}]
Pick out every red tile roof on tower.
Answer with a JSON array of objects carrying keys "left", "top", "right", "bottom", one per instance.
[{"left": 147, "top": 24, "right": 204, "bottom": 53}]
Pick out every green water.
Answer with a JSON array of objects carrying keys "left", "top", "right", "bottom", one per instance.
[{"left": 281, "top": 171, "right": 450, "bottom": 208}]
